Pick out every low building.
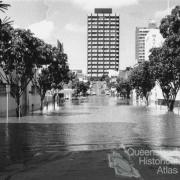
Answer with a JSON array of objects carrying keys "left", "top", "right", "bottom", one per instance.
[
  {"left": 72, "top": 69, "right": 88, "bottom": 82},
  {"left": 108, "top": 70, "right": 119, "bottom": 83},
  {"left": 0, "top": 81, "right": 41, "bottom": 117},
  {"left": 118, "top": 67, "right": 132, "bottom": 80}
]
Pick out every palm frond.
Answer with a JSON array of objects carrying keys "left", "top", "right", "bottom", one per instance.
[
  {"left": 1, "top": 16, "right": 13, "bottom": 26},
  {"left": 0, "top": 1, "right": 10, "bottom": 13}
]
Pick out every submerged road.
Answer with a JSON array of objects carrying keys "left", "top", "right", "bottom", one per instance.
[{"left": 1, "top": 96, "right": 180, "bottom": 179}]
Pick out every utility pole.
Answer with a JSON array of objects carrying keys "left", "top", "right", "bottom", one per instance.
[{"left": 6, "top": 84, "right": 10, "bottom": 123}]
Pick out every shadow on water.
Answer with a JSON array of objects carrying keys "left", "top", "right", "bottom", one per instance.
[
  {"left": 116, "top": 98, "right": 131, "bottom": 105},
  {"left": 0, "top": 123, "right": 33, "bottom": 170},
  {"left": 32, "top": 112, "right": 91, "bottom": 117}
]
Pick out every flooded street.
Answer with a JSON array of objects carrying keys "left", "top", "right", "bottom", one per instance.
[{"left": 1, "top": 96, "right": 180, "bottom": 179}]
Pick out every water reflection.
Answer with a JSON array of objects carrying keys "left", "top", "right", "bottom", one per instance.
[
  {"left": 0, "top": 96, "right": 180, "bottom": 169},
  {"left": 136, "top": 111, "right": 180, "bottom": 147}
]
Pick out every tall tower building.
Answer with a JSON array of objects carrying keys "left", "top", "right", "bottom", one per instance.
[
  {"left": 87, "top": 8, "right": 120, "bottom": 78},
  {"left": 145, "top": 29, "right": 164, "bottom": 61},
  {"left": 135, "top": 21, "right": 157, "bottom": 63}
]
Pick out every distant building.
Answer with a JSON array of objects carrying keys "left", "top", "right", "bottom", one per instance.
[
  {"left": 118, "top": 67, "right": 132, "bottom": 80},
  {"left": 135, "top": 20, "right": 158, "bottom": 63},
  {"left": 145, "top": 29, "right": 164, "bottom": 60},
  {"left": 72, "top": 69, "right": 88, "bottom": 82},
  {"left": 87, "top": 8, "right": 120, "bottom": 78},
  {"left": 108, "top": 69, "right": 119, "bottom": 78}
]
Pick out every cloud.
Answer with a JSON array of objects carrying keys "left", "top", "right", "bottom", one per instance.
[
  {"left": 65, "top": 23, "right": 86, "bottom": 33},
  {"left": 8, "top": 0, "right": 139, "bottom": 11},
  {"left": 71, "top": 0, "right": 139, "bottom": 11},
  {"left": 155, "top": 7, "right": 174, "bottom": 19},
  {"left": 28, "top": 20, "right": 54, "bottom": 41}
]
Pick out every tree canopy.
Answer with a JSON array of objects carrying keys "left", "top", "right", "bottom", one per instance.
[
  {"left": 130, "top": 61, "right": 155, "bottom": 105},
  {"left": 116, "top": 78, "right": 132, "bottom": 99},
  {"left": 149, "top": 6, "right": 180, "bottom": 111},
  {"left": 0, "top": 0, "right": 70, "bottom": 115}
]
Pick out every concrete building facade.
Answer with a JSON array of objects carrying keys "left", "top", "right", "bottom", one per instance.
[
  {"left": 135, "top": 21, "right": 157, "bottom": 63},
  {"left": 145, "top": 29, "right": 164, "bottom": 61},
  {"left": 87, "top": 8, "right": 120, "bottom": 78}
]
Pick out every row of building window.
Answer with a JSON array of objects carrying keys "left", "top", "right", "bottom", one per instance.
[
  {"left": 88, "top": 58, "right": 118, "bottom": 60},
  {"left": 88, "top": 45, "right": 118, "bottom": 48},
  {"left": 88, "top": 22, "right": 119, "bottom": 25},
  {"left": 88, "top": 52, "right": 119, "bottom": 54},
  {"left": 88, "top": 37, "right": 119, "bottom": 39},
  {"left": 88, "top": 16, "right": 119, "bottom": 18},
  {"left": 88, "top": 31, "right": 119, "bottom": 34},
  {"left": 88, "top": 25, "right": 119, "bottom": 28},
  {"left": 88, "top": 49, "right": 119, "bottom": 51},
  {"left": 88, "top": 36, "right": 119, "bottom": 38},
  {"left": 88, "top": 30, "right": 119, "bottom": 33},
  {"left": 88, "top": 65, "right": 118, "bottom": 68},
  {"left": 88, "top": 18, "right": 119, "bottom": 20},
  {"left": 88, "top": 37, "right": 119, "bottom": 44},
  {"left": 89, "top": 30, "right": 118, "bottom": 33},
  {"left": 88, "top": 35, "right": 119, "bottom": 38},
  {"left": 88, "top": 38, "right": 119, "bottom": 41},
  {"left": 88, "top": 49, "right": 118, "bottom": 53},
  {"left": 88, "top": 28, "right": 119, "bottom": 30},
  {"left": 88, "top": 42, "right": 119, "bottom": 45},
  {"left": 88, "top": 68, "right": 118, "bottom": 73},
  {"left": 88, "top": 57, "right": 119, "bottom": 60},
  {"left": 88, "top": 61, "right": 117, "bottom": 64}
]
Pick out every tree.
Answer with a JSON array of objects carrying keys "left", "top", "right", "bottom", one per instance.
[
  {"left": 116, "top": 78, "right": 132, "bottom": 99},
  {"left": 159, "top": 6, "right": 180, "bottom": 38},
  {"left": 149, "top": 42, "right": 180, "bottom": 111},
  {"left": 130, "top": 61, "right": 155, "bottom": 106},
  {"left": 79, "top": 81, "right": 90, "bottom": 96},
  {"left": 33, "top": 40, "right": 70, "bottom": 110},
  {"left": 0, "top": 27, "right": 48, "bottom": 116},
  {"left": 72, "top": 80, "right": 90, "bottom": 97},
  {"left": 0, "top": 1, "right": 12, "bottom": 34},
  {"left": 49, "top": 45, "right": 70, "bottom": 87},
  {"left": 0, "top": 1, "right": 70, "bottom": 116},
  {"left": 0, "top": 1, "right": 10, "bottom": 12},
  {"left": 149, "top": 6, "right": 180, "bottom": 111},
  {"left": 34, "top": 68, "right": 52, "bottom": 110}
]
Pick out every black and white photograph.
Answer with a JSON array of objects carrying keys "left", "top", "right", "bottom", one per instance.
[{"left": 1, "top": 0, "right": 180, "bottom": 179}]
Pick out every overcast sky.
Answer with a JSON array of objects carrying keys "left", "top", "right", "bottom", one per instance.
[{"left": 3, "top": 0, "right": 180, "bottom": 72}]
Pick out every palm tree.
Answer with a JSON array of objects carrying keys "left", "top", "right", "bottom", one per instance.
[
  {"left": 0, "top": 1, "right": 10, "bottom": 12},
  {"left": 0, "top": 1, "right": 12, "bottom": 27}
]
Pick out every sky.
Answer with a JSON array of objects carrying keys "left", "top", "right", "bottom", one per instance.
[{"left": 2, "top": 0, "right": 180, "bottom": 73}]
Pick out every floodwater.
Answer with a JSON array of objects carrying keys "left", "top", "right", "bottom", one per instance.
[{"left": 1, "top": 96, "right": 180, "bottom": 178}]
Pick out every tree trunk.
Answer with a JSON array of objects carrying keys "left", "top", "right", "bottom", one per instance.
[
  {"left": 145, "top": 95, "right": 149, "bottom": 106},
  {"left": 40, "top": 96, "right": 44, "bottom": 111},
  {"left": 127, "top": 91, "right": 130, "bottom": 99},
  {"left": 168, "top": 100, "right": 175, "bottom": 112},
  {"left": 163, "top": 92, "right": 176, "bottom": 112},
  {"left": 16, "top": 95, "right": 21, "bottom": 117}
]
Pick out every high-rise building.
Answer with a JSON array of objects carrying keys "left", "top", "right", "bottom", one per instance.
[
  {"left": 145, "top": 29, "right": 164, "bottom": 61},
  {"left": 135, "top": 21, "right": 157, "bottom": 63},
  {"left": 87, "top": 8, "right": 120, "bottom": 78}
]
